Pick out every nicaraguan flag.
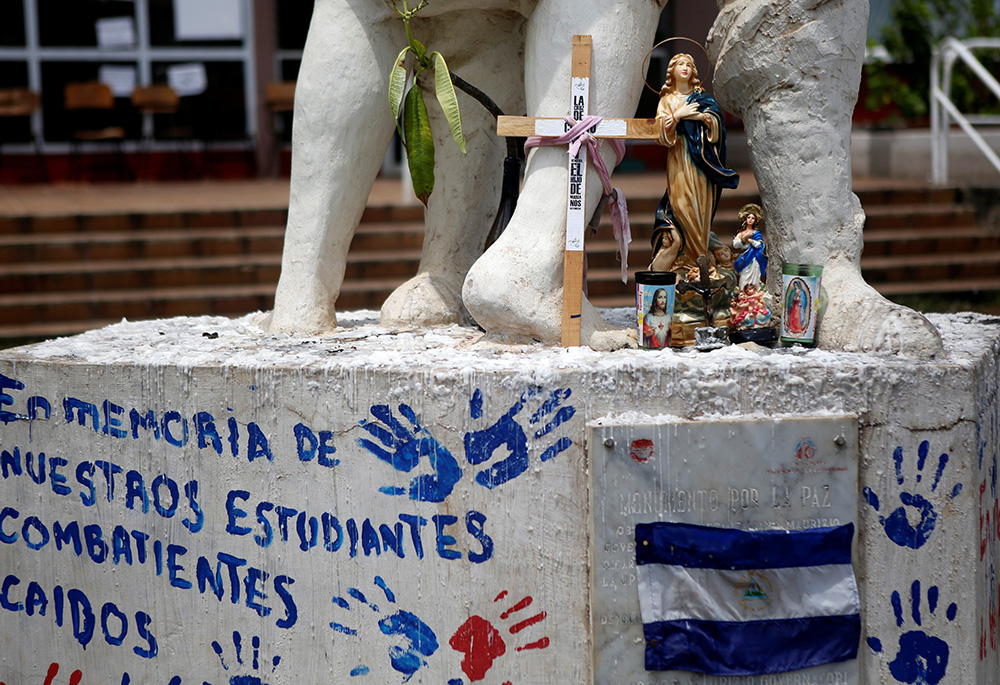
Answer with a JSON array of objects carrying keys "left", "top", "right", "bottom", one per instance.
[{"left": 635, "top": 522, "right": 860, "bottom": 676}]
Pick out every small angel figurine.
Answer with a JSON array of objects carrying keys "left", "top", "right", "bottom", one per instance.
[
  {"left": 729, "top": 282, "right": 772, "bottom": 329},
  {"left": 732, "top": 203, "right": 767, "bottom": 291},
  {"left": 711, "top": 242, "right": 734, "bottom": 270}
]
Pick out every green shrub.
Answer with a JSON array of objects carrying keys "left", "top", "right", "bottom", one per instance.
[{"left": 865, "top": 0, "right": 1000, "bottom": 122}]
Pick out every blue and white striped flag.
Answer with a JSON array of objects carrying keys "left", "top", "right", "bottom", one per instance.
[{"left": 635, "top": 522, "right": 860, "bottom": 676}]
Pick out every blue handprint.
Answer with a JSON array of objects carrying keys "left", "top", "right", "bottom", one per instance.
[
  {"left": 331, "top": 576, "right": 439, "bottom": 682},
  {"left": 358, "top": 404, "right": 462, "bottom": 502},
  {"left": 867, "top": 580, "right": 956, "bottom": 684},
  {"left": 209, "top": 630, "right": 281, "bottom": 685},
  {"left": 863, "top": 441, "right": 963, "bottom": 549},
  {"left": 464, "top": 386, "right": 575, "bottom": 489}
]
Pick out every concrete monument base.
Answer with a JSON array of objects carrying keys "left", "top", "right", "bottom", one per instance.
[{"left": 0, "top": 310, "right": 997, "bottom": 684}]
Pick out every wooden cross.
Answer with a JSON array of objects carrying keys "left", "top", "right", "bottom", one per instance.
[{"left": 497, "top": 35, "right": 659, "bottom": 347}]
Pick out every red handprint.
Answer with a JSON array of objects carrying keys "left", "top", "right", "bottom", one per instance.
[
  {"left": 45, "top": 663, "right": 82, "bottom": 685},
  {"left": 449, "top": 615, "right": 506, "bottom": 681},
  {"left": 449, "top": 590, "right": 549, "bottom": 682},
  {"left": 3, "top": 662, "right": 83, "bottom": 685}
]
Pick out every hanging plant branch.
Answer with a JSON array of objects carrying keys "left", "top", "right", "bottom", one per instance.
[
  {"left": 384, "top": 0, "right": 522, "bottom": 204},
  {"left": 447, "top": 71, "right": 523, "bottom": 160},
  {"left": 446, "top": 71, "right": 502, "bottom": 120}
]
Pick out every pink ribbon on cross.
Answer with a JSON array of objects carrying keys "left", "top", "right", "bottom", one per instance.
[{"left": 524, "top": 115, "right": 632, "bottom": 283}]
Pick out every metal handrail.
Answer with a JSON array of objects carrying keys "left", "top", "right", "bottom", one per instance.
[{"left": 930, "top": 37, "right": 1000, "bottom": 183}]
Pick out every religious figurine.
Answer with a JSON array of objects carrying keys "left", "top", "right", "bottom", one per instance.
[
  {"left": 649, "top": 54, "right": 739, "bottom": 276},
  {"left": 732, "top": 203, "right": 767, "bottom": 291},
  {"left": 727, "top": 203, "right": 777, "bottom": 345},
  {"left": 677, "top": 255, "right": 735, "bottom": 329},
  {"left": 729, "top": 283, "right": 772, "bottom": 330},
  {"left": 711, "top": 242, "right": 735, "bottom": 271},
  {"left": 677, "top": 256, "right": 734, "bottom": 351}
]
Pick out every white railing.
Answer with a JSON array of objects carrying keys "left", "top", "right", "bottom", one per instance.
[{"left": 930, "top": 37, "right": 1000, "bottom": 183}]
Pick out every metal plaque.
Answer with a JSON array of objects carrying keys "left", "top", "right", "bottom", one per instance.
[{"left": 590, "top": 414, "right": 860, "bottom": 685}]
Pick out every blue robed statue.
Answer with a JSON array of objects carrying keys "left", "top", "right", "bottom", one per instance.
[
  {"left": 649, "top": 53, "right": 739, "bottom": 276},
  {"left": 733, "top": 202, "right": 767, "bottom": 290}
]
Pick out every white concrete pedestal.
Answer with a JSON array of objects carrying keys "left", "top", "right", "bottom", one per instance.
[{"left": 0, "top": 310, "right": 997, "bottom": 684}]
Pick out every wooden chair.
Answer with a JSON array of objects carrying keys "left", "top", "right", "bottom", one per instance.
[
  {"left": 265, "top": 81, "right": 296, "bottom": 176},
  {"left": 266, "top": 81, "right": 296, "bottom": 112},
  {"left": 131, "top": 84, "right": 179, "bottom": 114},
  {"left": 64, "top": 81, "right": 131, "bottom": 180},
  {"left": 0, "top": 88, "right": 49, "bottom": 182},
  {"left": 131, "top": 84, "right": 198, "bottom": 179}
]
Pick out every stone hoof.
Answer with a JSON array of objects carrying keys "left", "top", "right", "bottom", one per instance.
[
  {"left": 817, "top": 267, "right": 944, "bottom": 359},
  {"left": 249, "top": 311, "right": 272, "bottom": 331},
  {"left": 265, "top": 304, "right": 338, "bottom": 336},
  {"left": 588, "top": 328, "right": 639, "bottom": 351},
  {"left": 380, "top": 273, "right": 471, "bottom": 328},
  {"left": 582, "top": 302, "right": 638, "bottom": 351}
]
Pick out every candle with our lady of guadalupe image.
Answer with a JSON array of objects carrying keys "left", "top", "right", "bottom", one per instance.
[{"left": 780, "top": 263, "right": 822, "bottom": 345}]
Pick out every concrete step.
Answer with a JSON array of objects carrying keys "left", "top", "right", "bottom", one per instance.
[
  {"left": 862, "top": 226, "right": 1000, "bottom": 257},
  {"left": 0, "top": 221, "right": 425, "bottom": 263},
  {"left": 861, "top": 250, "right": 1000, "bottom": 284},
  {"left": 855, "top": 186, "right": 959, "bottom": 207},
  {"left": 1, "top": 176, "right": 994, "bottom": 342},
  {"left": 862, "top": 203, "right": 978, "bottom": 230},
  {"left": 0, "top": 203, "right": 423, "bottom": 235},
  {"left": 873, "top": 277, "right": 1000, "bottom": 296},
  {"left": 0, "top": 318, "right": 123, "bottom": 343},
  {"left": 348, "top": 222, "right": 426, "bottom": 252},
  {"left": 0, "top": 278, "right": 407, "bottom": 331},
  {"left": 0, "top": 283, "right": 278, "bottom": 326},
  {"left": 0, "top": 247, "right": 422, "bottom": 294},
  {"left": 0, "top": 225, "right": 286, "bottom": 263},
  {"left": 0, "top": 209, "right": 288, "bottom": 234},
  {"left": 586, "top": 267, "right": 644, "bottom": 302}
]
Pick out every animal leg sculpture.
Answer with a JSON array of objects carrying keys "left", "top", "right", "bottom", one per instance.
[
  {"left": 267, "top": 1, "right": 403, "bottom": 335},
  {"left": 463, "top": 0, "right": 667, "bottom": 349},
  {"left": 709, "top": 0, "right": 943, "bottom": 358},
  {"left": 380, "top": 11, "right": 527, "bottom": 328}
]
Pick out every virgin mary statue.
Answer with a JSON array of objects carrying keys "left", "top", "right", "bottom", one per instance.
[{"left": 649, "top": 53, "right": 739, "bottom": 276}]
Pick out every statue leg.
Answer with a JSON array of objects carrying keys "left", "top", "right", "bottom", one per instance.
[
  {"left": 709, "top": 0, "right": 943, "bottom": 358},
  {"left": 462, "top": 0, "right": 666, "bottom": 350},
  {"left": 380, "top": 10, "right": 527, "bottom": 328},
  {"left": 267, "top": 1, "right": 403, "bottom": 335}
]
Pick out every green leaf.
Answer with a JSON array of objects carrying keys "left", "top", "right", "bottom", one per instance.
[
  {"left": 388, "top": 46, "right": 411, "bottom": 123},
  {"left": 404, "top": 85, "right": 435, "bottom": 205},
  {"left": 411, "top": 38, "right": 428, "bottom": 64},
  {"left": 432, "top": 52, "right": 466, "bottom": 154}
]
